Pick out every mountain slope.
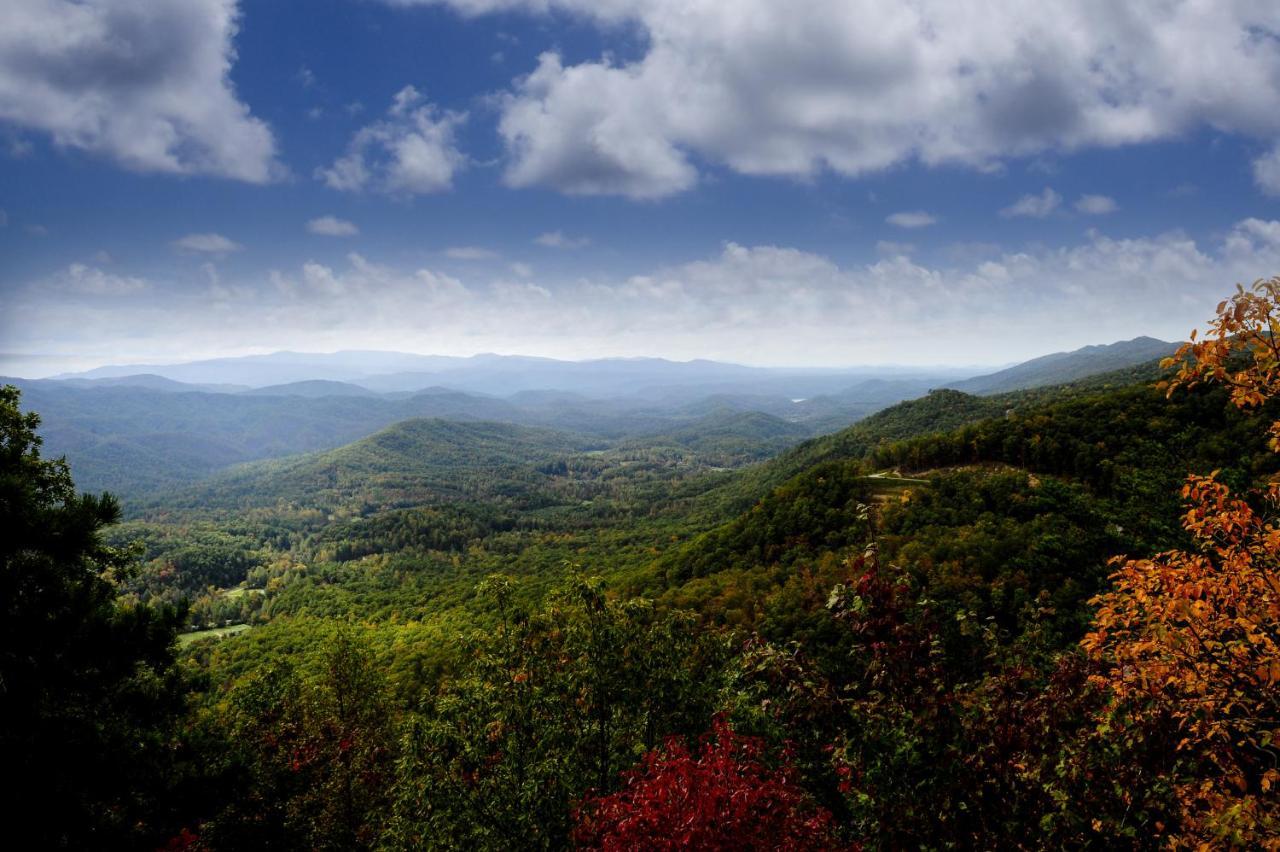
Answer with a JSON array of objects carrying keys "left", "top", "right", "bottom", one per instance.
[
  {"left": 685, "top": 359, "right": 1175, "bottom": 519},
  {"left": 158, "top": 419, "right": 597, "bottom": 512},
  {"left": 653, "top": 373, "right": 1277, "bottom": 643},
  {"left": 946, "top": 336, "right": 1177, "bottom": 395},
  {"left": 623, "top": 410, "right": 814, "bottom": 467}
]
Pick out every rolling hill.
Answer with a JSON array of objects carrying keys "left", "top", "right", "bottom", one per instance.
[{"left": 157, "top": 418, "right": 598, "bottom": 513}]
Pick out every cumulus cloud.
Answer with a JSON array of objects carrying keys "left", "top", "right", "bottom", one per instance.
[
  {"left": 318, "top": 86, "right": 466, "bottom": 195},
  {"left": 173, "top": 233, "right": 243, "bottom": 254},
  {"left": 1075, "top": 194, "right": 1118, "bottom": 215},
  {"left": 0, "top": 0, "right": 280, "bottom": 182},
  {"left": 886, "top": 211, "right": 937, "bottom": 229},
  {"left": 387, "top": 0, "right": 1280, "bottom": 199},
  {"left": 534, "top": 230, "right": 590, "bottom": 248},
  {"left": 445, "top": 246, "right": 498, "bottom": 260},
  {"left": 12, "top": 220, "right": 1280, "bottom": 373},
  {"left": 307, "top": 216, "right": 360, "bottom": 237},
  {"left": 1001, "top": 187, "right": 1062, "bottom": 218},
  {"left": 498, "top": 53, "right": 696, "bottom": 199}
]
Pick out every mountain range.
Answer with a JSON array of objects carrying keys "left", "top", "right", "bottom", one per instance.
[{"left": 4, "top": 336, "right": 1177, "bottom": 503}]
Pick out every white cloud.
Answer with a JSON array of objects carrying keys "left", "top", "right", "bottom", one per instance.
[
  {"left": 387, "top": 0, "right": 1280, "bottom": 199},
  {"left": 0, "top": 0, "right": 280, "bottom": 182},
  {"left": 62, "top": 263, "right": 147, "bottom": 295},
  {"left": 534, "top": 230, "right": 590, "bottom": 248},
  {"left": 307, "top": 216, "right": 360, "bottom": 237},
  {"left": 15, "top": 220, "right": 1280, "bottom": 372},
  {"left": 173, "top": 232, "right": 243, "bottom": 254},
  {"left": 498, "top": 53, "right": 696, "bottom": 199},
  {"left": 1254, "top": 143, "right": 1280, "bottom": 196},
  {"left": 1075, "top": 194, "right": 1118, "bottom": 215},
  {"left": 1001, "top": 187, "right": 1062, "bottom": 218},
  {"left": 886, "top": 211, "right": 937, "bottom": 229},
  {"left": 318, "top": 85, "right": 466, "bottom": 195},
  {"left": 445, "top": 246, "right": 498, "bottom": 260}
]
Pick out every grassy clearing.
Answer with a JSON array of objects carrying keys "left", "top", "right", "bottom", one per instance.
[
  {"left": 178, "top": 623, "right": 251, "bottom": 647},
  {"left": 221, "top": 586, "right": 265, "bottom": 600}
]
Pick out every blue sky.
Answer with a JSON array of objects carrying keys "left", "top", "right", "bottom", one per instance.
[{"left": 3, "top": 0, "right": 1280, "bottom": 375}]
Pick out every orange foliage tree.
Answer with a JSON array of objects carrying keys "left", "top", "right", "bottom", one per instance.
[{"left": 1083, "top": 277, "right": 1280, "bottom": 848}]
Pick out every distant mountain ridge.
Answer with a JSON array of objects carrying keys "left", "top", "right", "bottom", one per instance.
[
  {"left": 243, "top": 380, "right": 380, "bottom": 398},
  {"left": 55, "top": 373, "right": 250, "bottom": 394},
  {"left": 43, "top": 339, "right": 1178, "bottom": 400},
  {"left": 945, "top": 336, "right": 1178, "bottom": 395},
  {"left": 47, "top": 350, "right": 973, "bottom": 397}
]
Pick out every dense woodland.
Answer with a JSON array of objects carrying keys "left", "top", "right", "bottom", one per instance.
[{"left": 3, "top": 285, "right": 1279, "bottom": 848}]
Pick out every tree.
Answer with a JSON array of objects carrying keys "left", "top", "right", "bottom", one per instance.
[
  {"left": 208, "top": 624, "right": 397, "bottom": 849},
  {"left": 0, "top": 385, "right": 187, "bottom": 847},
  {"left": 384, "top": 573, "right": 729, "bottom": 849},
  {"left": 1083, "top": 278, "right": 1280, "bottom": 847},
  {"left": 573, "top": 716, "right": 839, "bottom": 851}
]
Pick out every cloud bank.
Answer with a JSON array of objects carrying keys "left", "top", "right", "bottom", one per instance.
[{"left": 8, "top": 220, "right": 1280, "bottom": 374}]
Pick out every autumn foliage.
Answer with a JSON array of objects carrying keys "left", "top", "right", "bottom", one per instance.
[
  {"left": 573, "top": 716, "right": 840, "bottom": 851},
  {"left": 1084, "top": 277, "right": 1280, "bottom": 847}
]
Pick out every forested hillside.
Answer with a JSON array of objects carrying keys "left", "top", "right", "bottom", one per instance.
[{"left": 4, "top": 286, "right": 1279, "bottom": 848}]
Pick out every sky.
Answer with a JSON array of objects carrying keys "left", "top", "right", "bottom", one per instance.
[{"left": 3, "top": 0, "right": 1280, "bottom": 376}]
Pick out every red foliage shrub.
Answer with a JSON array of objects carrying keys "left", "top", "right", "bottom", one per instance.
[{"left": 574, "top": 716, "right": 842, "bottom": 851}]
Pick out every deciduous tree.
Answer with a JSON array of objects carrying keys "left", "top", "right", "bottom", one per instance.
[{"left": 1084, "top": 277, "right": 1280, "bottom": 847}]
